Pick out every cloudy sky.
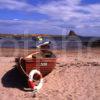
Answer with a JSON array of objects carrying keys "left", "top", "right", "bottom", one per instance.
[{"left": 0, "top": 0, "right": 100, "bottom": 36}]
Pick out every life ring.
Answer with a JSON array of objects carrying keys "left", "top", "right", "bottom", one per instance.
[{"left": 28, "top": 69, "right": 43, "bottom": 91}]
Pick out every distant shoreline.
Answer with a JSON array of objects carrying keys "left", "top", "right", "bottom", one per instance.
[{"left": 0, "top": 31, "right": 100, "bottom": 49}]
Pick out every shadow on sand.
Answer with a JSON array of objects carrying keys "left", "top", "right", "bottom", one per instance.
[{"left": 1, "top": 66, "right": 28, "bottom": 91}]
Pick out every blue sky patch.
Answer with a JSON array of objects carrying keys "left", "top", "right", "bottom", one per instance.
[{"left": 81, "top": 0, "right": 100, "bottom": 5}]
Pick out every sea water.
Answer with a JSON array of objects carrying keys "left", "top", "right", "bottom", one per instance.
[{"left": 0, "top": 36, "right": 98, "bottom": 50}]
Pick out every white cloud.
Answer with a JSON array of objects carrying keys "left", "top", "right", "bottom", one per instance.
[
  {"left": 0, "top": 0, "right": 99, "bottom": 22},
  {"left": 0, "top": 0, "right": 36, "bottom": 11},
  {"left": 0, "top": 0, "right": 100, "bottom": 35},
  {"left": 0, "top": 19, "right": 63, "bottom": 34}
]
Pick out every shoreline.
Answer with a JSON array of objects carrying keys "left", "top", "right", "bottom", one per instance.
[{"left": 0, "top": 47, "right": 100, "bottom": 56}]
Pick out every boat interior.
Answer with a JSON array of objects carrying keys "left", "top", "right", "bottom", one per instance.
[{"left": 25, "top": 51, "right": 56, "bottom": 59}]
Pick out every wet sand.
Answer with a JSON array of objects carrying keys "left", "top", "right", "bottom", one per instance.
[{"left": 0, "top": 48, "right": 100, "bottom": 100}]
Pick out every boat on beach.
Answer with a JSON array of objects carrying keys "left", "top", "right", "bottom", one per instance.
[
  {"left": 15, "top": 51, "right": 56, "bottom": 77},
  {"left": 15, "top": 41, "right": 56, "bottom": 91}
]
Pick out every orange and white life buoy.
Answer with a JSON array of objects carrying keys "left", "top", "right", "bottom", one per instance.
[{"left": 28, "top": 69, "right": 43, "bottom": 92}]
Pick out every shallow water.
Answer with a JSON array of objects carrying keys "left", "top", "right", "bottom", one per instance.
[{"left": 0, "top": 36, "right": 99, "bottom": 50}]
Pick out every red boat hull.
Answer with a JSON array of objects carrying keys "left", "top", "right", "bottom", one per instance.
[{"left": 16, "top": 54, "right": 56, "bottom": 77}]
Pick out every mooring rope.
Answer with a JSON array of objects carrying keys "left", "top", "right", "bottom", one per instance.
[{"left": 19, "top": 57, "right": 29, "bottom": 78}]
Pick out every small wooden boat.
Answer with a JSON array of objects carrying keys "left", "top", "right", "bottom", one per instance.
[
  {"left": 15, "top": 41, "right": 56, "bottom": 91},
  {"left": 15, "top": 51, "right": 56, "bottom": 77}
]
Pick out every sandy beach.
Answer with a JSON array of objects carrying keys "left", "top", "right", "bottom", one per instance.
[{"left": 0, "top": 48, "right": 100, "bottom": 100}]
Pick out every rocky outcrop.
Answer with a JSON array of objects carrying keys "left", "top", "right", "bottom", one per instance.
[{"left": 67, "top": 30, "right": 78, "bottom": 37}]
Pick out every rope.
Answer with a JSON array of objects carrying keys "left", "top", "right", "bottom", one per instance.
[{"left": 19, "top": 57, "right": 29, "bottom": 78}]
